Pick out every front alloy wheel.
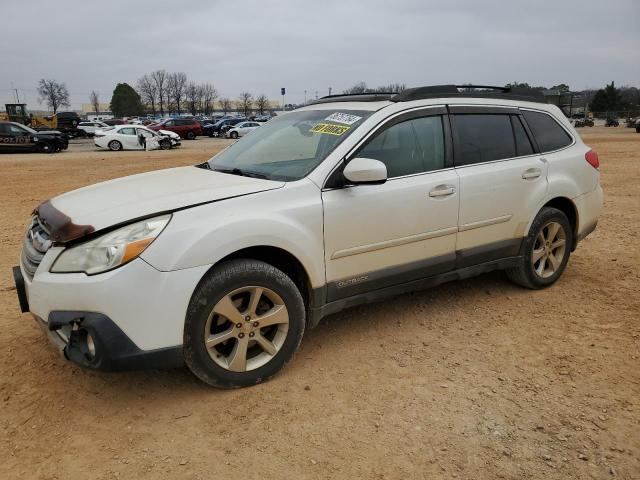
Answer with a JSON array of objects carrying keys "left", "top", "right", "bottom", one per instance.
[
  {"left": 205, "top": 286, "right": 289, "bottom": 372},
  {"left": 184, "top": 259, "right": 305, "bottom": 388}
]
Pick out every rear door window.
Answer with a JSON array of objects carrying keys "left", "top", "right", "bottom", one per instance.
[
  {"left": 119, "top": 127, "right": 137, "bottom": 135},
  {"left": 522, "top": 110, "right": 572, "bottom": 152},
  {"left": 452, "top": 114, "right": 515, "bottom": 166}
]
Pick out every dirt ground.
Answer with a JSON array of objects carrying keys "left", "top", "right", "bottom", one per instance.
[{"left": 0, "top": 129, "right": 638, "bottom": 480}]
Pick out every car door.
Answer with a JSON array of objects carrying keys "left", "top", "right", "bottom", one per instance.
[
  {"left": 450, "top": 106, "right": 548, "bottom": 267},
  {"left": 322, "top": 108, "right": 460, "bottom": 302},
  {"left": 118, "top": 127, "right": 142, "bottom": 150},
  {"left": 7, "top": 123, "right": 36, "bottom": 151}
]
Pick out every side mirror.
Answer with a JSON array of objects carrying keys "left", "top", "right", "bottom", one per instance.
[{"left": 343, "top": 157, "right": 387, "bottom": 185}]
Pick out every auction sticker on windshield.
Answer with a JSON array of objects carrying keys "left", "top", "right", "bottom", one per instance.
[
  {"left": 325, "top": 112, "right": 362, "bottom": 125},
  {"left": 310, "top": 123, "right": 350, "bottom": 136}
]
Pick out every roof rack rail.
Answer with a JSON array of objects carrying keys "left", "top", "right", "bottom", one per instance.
[
  {"left": 309, "top": 85, "right": 547, "bottom": 106},
  {"left": 309, "top": 92, "right": 395, "bottom": 105},
  {"left": 391, "top": 84, "right": 545, "bottom": 103}
]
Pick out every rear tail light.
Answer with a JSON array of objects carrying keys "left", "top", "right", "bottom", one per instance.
[{"left": 585, "top": 149, "right": 599, "bottom": 169}]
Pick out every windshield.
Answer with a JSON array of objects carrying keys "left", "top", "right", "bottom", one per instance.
[{"left": 208, "top": 109, "right": 372, "bottom": 181}]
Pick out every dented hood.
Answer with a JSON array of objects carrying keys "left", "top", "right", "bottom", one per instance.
[{"left": 37, "top": 166, "right": 284, "bottom": 243}]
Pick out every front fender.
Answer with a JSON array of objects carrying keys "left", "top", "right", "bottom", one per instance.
[{"left": 140, "top": 180, "right": 326, "bottom": 288}]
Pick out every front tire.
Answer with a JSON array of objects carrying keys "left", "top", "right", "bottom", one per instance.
[
  {"left": 37, "top": 142, "right": 53, "bottom": 154},
  {"left": 506, "top": 207, "right": 573, "bottom": 289},
  {"left": 159, "top": 139, "right": 171, "bottom": 150},
  {"left": 108, "top": 140, "right": 122, "bottom": 151},
  {"left": 184, "top": 259, "right": 306, "bottom": 388},
  {"left": 186, "top": 131, "right": 196, "bottom": 140},
  {"left": 230, "top": 131, "right": 239, "bottom": 139}
]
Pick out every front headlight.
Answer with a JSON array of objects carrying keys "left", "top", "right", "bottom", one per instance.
[{"left": 51, "top": 214, "right": 171, "bottom": 274}]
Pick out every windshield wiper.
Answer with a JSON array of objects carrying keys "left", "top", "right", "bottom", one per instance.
[{"left": 213, "top": 167, "right": 268, "bottom": 179}]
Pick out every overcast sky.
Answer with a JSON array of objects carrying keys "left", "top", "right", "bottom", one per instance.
[{"left": 1, "top": 0, "right": 639, "bottom": 109}]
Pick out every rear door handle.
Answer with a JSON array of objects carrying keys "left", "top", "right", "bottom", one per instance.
[
  {"left": 429, "top": 184, "right": 456, "bottom": 197},
  {"left": 522, "top": 168, "right": 542, "bottom": 180}
]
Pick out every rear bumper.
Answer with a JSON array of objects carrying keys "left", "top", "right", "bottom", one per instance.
[{"left": 573, "top": 185, "right": 603, "bottom": 247}]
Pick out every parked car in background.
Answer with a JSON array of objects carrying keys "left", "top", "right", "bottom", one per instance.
[
  {"left": 225, "top": 121, "right": 261, "bottom": 138},
  {"left": 103, "top": 119, "right": 126, "bottom": 126},
  {"left": 0, "top": 121, "right": 68, "bottom": 153},
  {"left": 253, "top": 115, "right": 272, "bottom": 122},
  {"left": 574, "top": 118, "right": 594, "bottom": 127},
  {"left": 78, "top": 121, "right": 111, "bottom": 137},
  {"left": 94, "top": 125, "right": 180, "bottom": 151},
  {"left": 206, "top": 117, "right": 246, "bottom": 137},
  {"left": 605, "top": 118, "right": 619, "bottom": 127},
  {"left": 149, "top": 118, "right": 202, "bottom": 139}
]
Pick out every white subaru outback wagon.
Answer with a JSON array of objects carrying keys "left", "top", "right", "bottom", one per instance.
[{"left": 13, "top": 85, "right": 603, "bottom": 388}]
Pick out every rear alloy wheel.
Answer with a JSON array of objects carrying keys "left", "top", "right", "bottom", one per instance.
[
  {"left": 184, "top": 259, "right": 305, "bottom": 388},
  {"left": 186, "top": 131, "right": 196, "bottom": 140},
  {"left": 506, "top": 207, "right": 573, "bottom": 289},
  {"left": 230, "top": 131, "right": 239, "bottom": 139},
  {"left": 108, "top": 140, "right": 123, "bottom": 151}
]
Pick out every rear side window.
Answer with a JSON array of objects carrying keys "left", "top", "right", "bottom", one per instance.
[
  {"left": 511, "top": 116, "right": 534, "bottom": 157},
  {"left": 452, "top": 114, "right": 515, "bottom": 166},
  {"left": 356, "top": 115, "right": 445, "bottom": 177},
  {"left": 522, "top": 110, "right": 572, "bottom": 152}
]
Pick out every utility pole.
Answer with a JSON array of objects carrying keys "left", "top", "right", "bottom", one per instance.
[
  {"left": 328, "top": 87, "right": 332, "bottom": 96},
  {"left": 315, "top": 90, "right": 318, "bottom": 100},
  {"left": 304, "top": 90, "right": 307, "bottom": 104}
]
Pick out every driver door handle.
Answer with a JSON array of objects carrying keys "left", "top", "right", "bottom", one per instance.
[{"left": 429, "top": 184, "right": 456, "bottom": 197}]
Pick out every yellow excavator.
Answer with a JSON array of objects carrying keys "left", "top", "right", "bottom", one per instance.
[{"left": 1, "top": 103, "right": 81, "bottom": 135}]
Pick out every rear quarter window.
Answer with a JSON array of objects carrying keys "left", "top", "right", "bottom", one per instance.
[{"left": 522, "top": 110, "right": 572, "bottom": 152}]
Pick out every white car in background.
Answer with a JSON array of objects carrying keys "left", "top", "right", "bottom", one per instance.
[
  {"left": 94, "top": 125, "right": 181, "bottom": 151},
  {"left": 77, "top": 121, "right": 110, "bottom": 137},
  {"left": 225, "top": 121, "right": 261, "bottom": 139}
]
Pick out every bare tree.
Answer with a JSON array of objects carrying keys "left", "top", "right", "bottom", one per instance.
[
  {"left": 201, "top": 83, "right": 218, "bottom": 115},
  {"left": 255, "top": 94, "right": 269, "bottom": 115},
  {"left": 167, "top": 72, "right": 187, "bottom": 114},
  {"left": 219, "top": 97, "right": 232, "bottom": 114},
  {"left": 238, "top": 92, "right": 253, "bottom": 117},
  {"left": 343, "top": 82, "right": 369, "bottom": 94},
  {"left": 136, "top": 74, "right": 158, "bottom": 115},
  {"left": 185, "top": 82, "right": 200, "bottom": 115},
  {"left": 89, "top": 90, "right": 100, "bottom": 114},
  {"left": 37, "top": 79, "right": 70, "bottom": 113},
  {"left": 150, "top": 69, "right": 167, "bottom": 115}
]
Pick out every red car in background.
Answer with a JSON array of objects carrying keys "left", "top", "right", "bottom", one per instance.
[{"left": 149, "top": 118, "right": 202, "bottom": 139}]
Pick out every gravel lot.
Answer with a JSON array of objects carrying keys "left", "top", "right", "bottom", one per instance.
[{"left": 0, "top": 129, "right": 638, "bottom": 479}]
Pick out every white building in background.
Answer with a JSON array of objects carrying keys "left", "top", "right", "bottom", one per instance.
[{"left": 81, "top": 103, "right": 114, "bottom": 121}]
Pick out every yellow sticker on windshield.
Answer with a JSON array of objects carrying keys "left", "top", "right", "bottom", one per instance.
[{"left": 309, "top": 123, "right": 350, "bottom": 136}]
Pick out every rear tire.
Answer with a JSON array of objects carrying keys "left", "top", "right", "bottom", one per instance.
[
  {"left": 506, "top": 207, "right": 573, "bottom": 289},
  {"left": 108, "top": 140, "right": 122, "bottom": 151},
  {"left": 184, "top": 259, "right": 306, "bottom": 388}
]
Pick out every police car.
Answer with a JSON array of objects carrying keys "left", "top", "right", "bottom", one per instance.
[{"left": 0, "top": 121, "right": 68, "bottom": 154}]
